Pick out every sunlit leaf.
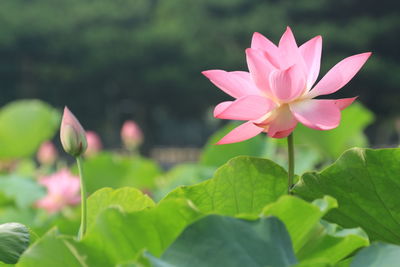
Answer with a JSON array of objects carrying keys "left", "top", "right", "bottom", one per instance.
[
  {"left": 87, "top": 187, "right": 155, "bottom": 228},
  {"left": 153, "top": 163, "right": 215, "bottom": 201},
  {"left": 76, "top": 199, "right": 201, "bottom": 266},
  {"left": 165, "top": 156, "right": 287, "bottom": 215},
  {"left": 294, "top": 147, "right": 400, "bottom": 244},
  {"left": 17, "top": 229, "right": 85, "bottom": 267}
]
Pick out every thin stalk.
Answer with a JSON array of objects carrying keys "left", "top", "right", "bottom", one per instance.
[
  {"left": 76, "top": 156, "right": 87, "bottom": 241},
  {"left": 287, "top": 133, "right": 295, "bottom": 194}
]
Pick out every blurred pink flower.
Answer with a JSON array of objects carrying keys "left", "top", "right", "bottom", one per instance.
[
  {"left": 37, "top": 141, "right": 58, "bottom": 165},
  {"left": 36, "top": 169, "right": 80, "bottom": 214},
  {"left": 121, "top": 120, "right": 143, "bottom": 149},
  {"left": 85, "top": 131, "right": 102, "bottom": 157},
  {"left": 203, "top": 27, "right": 371, "bottom": 144}
]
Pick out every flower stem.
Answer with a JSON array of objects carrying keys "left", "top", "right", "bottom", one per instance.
[
  {"left": 287, "top": 133, "right": 295, "bottom": 194},
  {"left": 76, "top": 156, "right": 87, "bottom": 241}
]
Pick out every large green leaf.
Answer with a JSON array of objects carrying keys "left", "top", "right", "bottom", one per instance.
[
  {"left": 200, "top": 123, "right": 266, "bottom": 167},
  {"left": 294, "top": 103, "right": 373, "bottom": 159},
  {"left": 351, "top": 242, "right": 400, "bottom": 267},
  {"left": 77, "top": 199, "right": 201, "bottom": 266},
  {"left": 294, "top": 148, "right": 400, "bottom": 244},
  {"left": 153, "top": 163, "right": 215, "bottom": 201},
  {"left": 0, "top": 223, "right": 30, "bottom": 264},
  {"left": 147, "top": 215, "right": 297, "bottom": 267},
  {"left": 0, "top": 100, "right": 60, "bottom": 159},
  {"left": 300, "top": 222, "right": 367, "bottom": 265},
  {"left": 165, "top": 156, "right": 287, "bottom": 215},
  {"left": 262, "top": 196, "right": 368, "bottom": 264},
  {"left": 16, "top": 229, "right": 85, "bottom": 267},
  {"left": 87, "top": 187, "right": 155, "bottom": 228},
  {"left": 0, "top": 175, "right": 45, "bottom": 209},
  {"left": 82, "top": 153, "right": 162, "bottom": 193}
]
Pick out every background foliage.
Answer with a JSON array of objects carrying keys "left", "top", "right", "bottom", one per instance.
[{"left": 0, "top": 0, "right": 398, "bottom": 149}]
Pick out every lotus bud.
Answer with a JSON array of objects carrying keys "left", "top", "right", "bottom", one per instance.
[
  {"left": 121, "top": 120, "right": 143, "bottom": 149},
  {"left": 37, "top": 141, "right": 58, "bottom": 165},
  {"left": 0, "top": 222, "right": 30, "bottom": 264},
  {"left": 85, "top": 131, "right": 102, "bottom": 157},
  {"left": 60, "top": 107, "right": 87, "bottom": 157}
]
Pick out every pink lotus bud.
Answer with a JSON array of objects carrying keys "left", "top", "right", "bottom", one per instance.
[
  {"left": 85, "top": 131, "right": 102, "bottom": 157},
  {"left": 37, "top": 141, "right": 58, "bottom": 165},
  {"left": 35, "top": 168, "right": 81, "bottom": 214},
  {"left": 60, "top": 107, "right": 87, "bottom": 157},
  {"left": 121, "top": 120, "right": 143, "bottom": 149}
]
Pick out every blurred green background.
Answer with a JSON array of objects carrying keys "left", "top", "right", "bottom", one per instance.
[{"left": 0, "top": 0, "right": 399, "bottom": 151}]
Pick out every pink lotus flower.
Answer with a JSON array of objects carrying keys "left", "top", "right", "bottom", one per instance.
[
  {"left": 36, "top": 169, "right": 81, "bottom": 214},
  {"left": 202, "top": 27, "right": 371, "bottom": 144},
  {"left": 85, "top": 131, "right": 102, "bottom": 157},
  {"left": 121, "top": 120, "right": 143, "bottom": 149},
  {"left": 37, "top": 141, "right": 58, "bottom": 165}
]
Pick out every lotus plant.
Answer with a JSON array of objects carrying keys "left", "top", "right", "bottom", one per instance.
[
  {"left": 60, "top": 107, "right": 87, "bottom": 157},
  {"left": 202, "top": 27, "right": 371, "bottom": 192},
  {"left": 60, "top": 107, "right": 88, "bottom": 240}
]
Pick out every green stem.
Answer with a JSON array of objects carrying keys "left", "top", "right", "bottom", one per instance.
[
  {"left": 287, "top": 133, "right": 295, "bottom": 194},
  {"left": 76, "top": 156, "right": 87, "bottom": 241}
]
